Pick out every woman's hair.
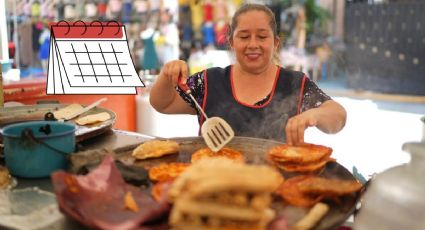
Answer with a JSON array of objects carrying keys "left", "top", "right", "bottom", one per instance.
[
  {"left": 228, "top": 4, "right": 278, "bottom": 39},
  {"left": 227, "top": 3, "right": 281, "bottom": 63}
]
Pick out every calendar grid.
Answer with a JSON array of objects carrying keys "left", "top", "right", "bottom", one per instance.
[
  {"left": 111, "top": 43, "right": 125, "bottom": 82},
  {"left": 84, "top": 43, "right": 99, "bottom": 83},
  {"left": 70, "top": 43, "right": 85, "bottom": 83},
  {"left": 99, "top": 43, "right": 112, "bottom": 83}
]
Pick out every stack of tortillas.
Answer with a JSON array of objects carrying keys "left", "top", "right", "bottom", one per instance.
[
  {"left": 53, "top": 104, "right": 111, "bottom": 125},
  {"left": 75, "top": 112, "right": 111, "bottom": 125},
  {"left": 53, "top": 104, "right": 83, "bottom": 120}
]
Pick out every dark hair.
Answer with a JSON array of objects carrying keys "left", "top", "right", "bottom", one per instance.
[{"left": 228, "top": 4, "right": 278, "bottom": 40}]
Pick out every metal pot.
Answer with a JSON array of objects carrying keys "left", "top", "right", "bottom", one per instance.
[
  {"left": 1, "top": 121, "right": 76, "bottom": 178},
  {"left": 354, "top": 142, "right": 425, "bottom": 230}
]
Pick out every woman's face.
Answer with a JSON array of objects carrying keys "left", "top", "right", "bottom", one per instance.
[{"left": 230, "top": 10, "right": 278, "bottom": 74}]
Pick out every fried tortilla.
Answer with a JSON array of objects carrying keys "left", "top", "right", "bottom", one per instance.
[
  {"left": 132, "top": 140, "right": 180, "bottom": 160},
  {"left": 275, "top": 157, "right": 336, "bottom": 173},
  {"left": 297, "top": 177, "right": 363, "bottom": 197},
  {"left": 75, "top": 112, "right": 111, "bottom": 125},
  {"left": 276, "top": 175, "right": 323, "bottom": 208},
  {"left": 152, "top": 179, "right": 174, "bottom": 202},
  {"left": 293, "top": 202, "right": 330, "bottom": 230},
  {"left": 277, "top": 175, "right": 362, "bottom": 208},
  {"left": 268, "top": 143, "right": 332, "bottom": 164},
  {"left": 149, "top": 162, "right": 190, "bottom": 182},
  {"left": 191, "top": 147, "right": 245, "bottom": 164},
  {"left": 169, "top": 158, "right": 282, "bottom": 230},
  {"left": 169, "top": 158, "right": 283, "bottom": 200},
  {"left": 0, "top": 166, "right": 11, "bottom": 189},
  {"left": 53, "top": 104, "right": 84, "bottom": 120},
  {"left": 170, "top": 197, "right": 275, "bottom": 230},
  {"left": 267, "top": 143, "right": 334, "bottom": 173}
]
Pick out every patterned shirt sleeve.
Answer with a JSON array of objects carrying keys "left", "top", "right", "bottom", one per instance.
[
  {"left": 300, "top": 77, "right": 331, "bottom": 112},
  {"left": 175, "top": 70, "right": 205, "bottom": 112}
]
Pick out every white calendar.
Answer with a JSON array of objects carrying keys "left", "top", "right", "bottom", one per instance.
[{"left": 47, "top": 21, "right": 145, "bottom": 94}]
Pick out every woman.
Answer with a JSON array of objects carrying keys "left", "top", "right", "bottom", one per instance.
[{"left": 149, "top": 4, "right": 346, "bottom": 146}]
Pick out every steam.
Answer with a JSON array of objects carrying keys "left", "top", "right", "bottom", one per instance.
[{"left": 212, "top": 92, "right": 301, "bottom": 142}]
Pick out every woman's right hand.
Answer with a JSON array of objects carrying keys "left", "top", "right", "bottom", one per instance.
[
  {"left": 160, "top": 60, "right": 189, "bottom": 88},
  {"left": 150, "top": 60, "right": 195, "bottom": 114}
]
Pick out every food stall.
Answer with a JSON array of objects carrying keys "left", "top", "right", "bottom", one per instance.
[{"left": 0, "top": 98, "right": 367, "bottom": 230}]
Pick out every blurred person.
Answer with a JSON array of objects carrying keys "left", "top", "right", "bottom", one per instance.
[{"left": 149, "top": 4, "right": 346, "bottom": 145}]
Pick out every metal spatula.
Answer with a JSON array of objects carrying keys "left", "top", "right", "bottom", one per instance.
[{"left": 178, "top": 75, "right": 234, "bottom": 152}]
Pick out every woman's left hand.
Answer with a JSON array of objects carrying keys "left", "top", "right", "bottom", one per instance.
[
  {"left": 285, "top": 100, "right": 347, "bottom": 146},
  {"left": 285, "top": 109, "right": 318, "bottom": 146}
]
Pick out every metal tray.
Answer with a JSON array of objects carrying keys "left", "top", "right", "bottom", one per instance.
[
  {"left": 115, "top": 136, "right": 360, "bottom": 230},
  {"left": 0, "top": 104, "right": 116, "bottom": 143}
]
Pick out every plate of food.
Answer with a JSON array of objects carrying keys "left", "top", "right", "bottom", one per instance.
[
  {"left": 66, "top": 136, "right": 362, "bottom": 230},
  {"left": 0, "top": 103, "right": 116, "bottom": 143}
]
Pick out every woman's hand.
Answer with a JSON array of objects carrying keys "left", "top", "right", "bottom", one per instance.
[
  {"left": 285, "top": 100, "right": 347, "bottom": 146},
  {"left": 149, "top": 60, "right": 195, "bottom": 114},
  {"left": 160, "top": 60, "right": 189, "bottom": 87},
  {"left": 285, "top": 109, "right": 318, "bottom": 146}
]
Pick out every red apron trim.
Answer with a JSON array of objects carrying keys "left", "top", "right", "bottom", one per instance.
[
  {"left": 230, "top": 65, "right": 281, "bottom": 108},
  {"left": 198, "top": 69, "right": 208, "bottom": 135},
  {"left": 297, "top": 75, "right": 307, "bottom": 114}
]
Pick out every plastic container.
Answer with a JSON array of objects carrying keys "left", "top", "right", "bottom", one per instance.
[
  {"left": 354, "top": 141, "right": 425, "bottom": 230},
  {"left": 1, "top": 121, "right": 76, "bottom": 178},
  {"left": 136, "top": 87, "right": 199, "bottom": 138}
]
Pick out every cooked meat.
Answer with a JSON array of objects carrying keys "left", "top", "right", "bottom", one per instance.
[{"left": 51, "top": 154, "right": 170, "bottom": 229}]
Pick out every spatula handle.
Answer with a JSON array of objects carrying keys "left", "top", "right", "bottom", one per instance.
[{"left": 177, "top": 74, "right": 191, "bottom": 94}]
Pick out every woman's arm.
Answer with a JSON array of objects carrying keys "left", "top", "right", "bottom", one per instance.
[
  {"left": 149, "top": 60, "right": 196, "bottom": 114},
  {"left": 285, "top": 100, "right": 347, "bottom": 145}
]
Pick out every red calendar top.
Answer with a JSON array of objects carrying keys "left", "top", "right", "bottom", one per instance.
[{"left": 50, "top": 21, "right": 124, "bottom": 39}]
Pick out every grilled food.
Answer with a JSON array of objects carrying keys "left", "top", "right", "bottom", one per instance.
[
  {"left": 75, "top": 112, "right": 111, "bottom": 125},
  {"left": 293, "top": 202, "right": 330, "bottom": 230},
  {"left": 274, "top": 157, "right": 336, "bottom": 173},
  {"left": 268, "top": 143, "right": 333, "bottom": 173},
  {"left": 276, "top": 175, "right": 323, "bottom": 208},
  {"left": 53, "top": 104, "right": 84, "bottom": 120},
  {"left": 168, "top": 158, "right": 283, "bottom": 230},
  {"left": 152, "top": 179, "right": 174, "bottom": 202},
  {"left": 191, "top": 147, "right": 245, "bottom": 164},
  {"left": 298, "top": 177, "right": 363, "bottom": 197},
  {"left": 132, "top": 140, "right": 180, "bottom": 160},
  {"left": 148, "top": 162, "right": 190, "bottom": 182},
  {"left": 276, "top": 175, "right": 362, "bottom": 208},
  {"left": 0, "top": 166, "right": 11, "bottom": 189}
]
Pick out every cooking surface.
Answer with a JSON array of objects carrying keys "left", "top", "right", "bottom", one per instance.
[{"left": 115, "top": 136, "right": 360, "bottom": 230}]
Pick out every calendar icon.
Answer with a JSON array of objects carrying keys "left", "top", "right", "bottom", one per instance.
[{"left": 47, "top": 21, "right": 145, "bottom": 94}]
